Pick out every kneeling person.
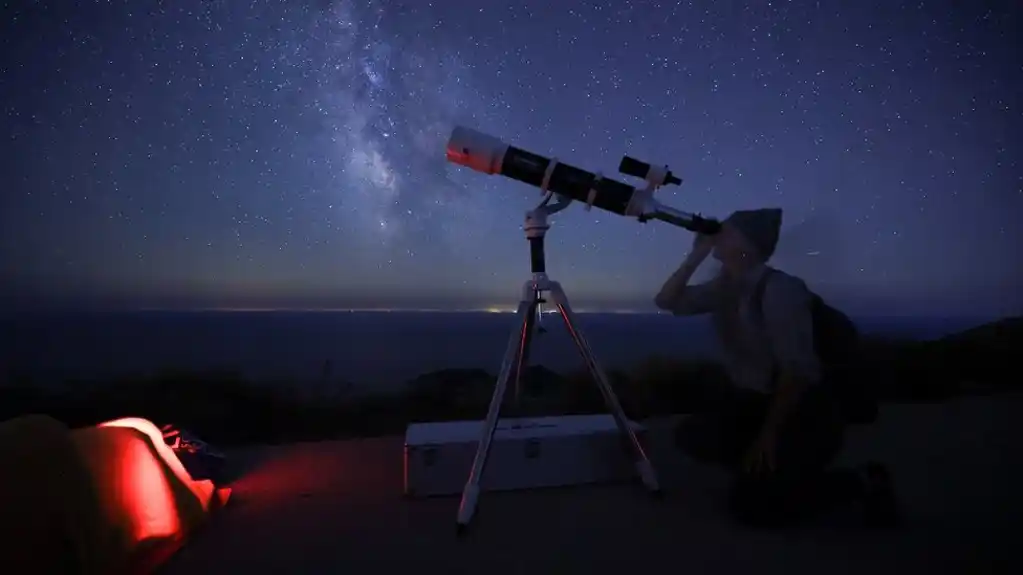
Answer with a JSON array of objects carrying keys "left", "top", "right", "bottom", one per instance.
[{"left": 654, "top": 208, "right": 898, "bottom": 528}]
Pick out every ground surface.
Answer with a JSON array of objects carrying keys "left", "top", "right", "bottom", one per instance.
[{"left": 161, "top": 393, "right": 1021, "bottom": 574}]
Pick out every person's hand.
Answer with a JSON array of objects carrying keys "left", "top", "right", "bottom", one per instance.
[
  {"left": 688, "top": 233, "right": 715, "bottom": 260},
  {"left": 742, "top": 430, "right": 778, "bottom": 476}
]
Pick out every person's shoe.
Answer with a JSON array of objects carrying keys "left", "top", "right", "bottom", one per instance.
[{"left": 862, "top": 461, "right": 900, "bottom": 528}]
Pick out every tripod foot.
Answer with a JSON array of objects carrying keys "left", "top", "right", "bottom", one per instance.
[
  {"left": 456, "top": 522, "right": 469, "bottom": 537},
  {"left": 456, "top": 484, "right": 481, "bottom": 532},
  {"left": 636, "top": 459, "right": 661, "bottom": 494}
]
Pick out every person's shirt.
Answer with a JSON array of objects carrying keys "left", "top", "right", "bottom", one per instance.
[{"left": 657, "top": 264, "right": 822, "bottom": 393}]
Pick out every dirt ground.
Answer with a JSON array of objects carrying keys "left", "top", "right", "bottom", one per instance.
[{"left": 161, "top": 393, "right": 1021, "bottom": 574}]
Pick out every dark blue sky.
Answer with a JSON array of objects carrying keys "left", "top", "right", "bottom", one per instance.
[{"left": 2, "top": 1, "right": 1020, "bottom": 316}]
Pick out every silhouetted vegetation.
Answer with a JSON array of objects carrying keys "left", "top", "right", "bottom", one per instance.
[{"left": 1, "top": 317, "right": 1019, "bottom": 447}]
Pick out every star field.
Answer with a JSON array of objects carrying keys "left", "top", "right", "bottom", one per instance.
[{"left": 2, "top": 0, "right": 1020, "bottom": 315}]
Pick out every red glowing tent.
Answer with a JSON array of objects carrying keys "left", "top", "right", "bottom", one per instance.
[{"left": 0, "top": 415, "right": 230, "bottom": 575}]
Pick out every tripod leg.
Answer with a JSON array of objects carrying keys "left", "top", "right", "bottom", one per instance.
[
  {"left": 512, "top": 291, "right": 539, "bottom": 408},
  {"left": 547, "top": 282, "right": 661, "bottom": 495},
  {"left": 456, "top": 298, "right": 537, "bottom": 533}
]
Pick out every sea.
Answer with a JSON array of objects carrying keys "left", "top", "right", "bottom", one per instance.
[{"left": 0, "top": 311, "right": 989, "bottom": 395}]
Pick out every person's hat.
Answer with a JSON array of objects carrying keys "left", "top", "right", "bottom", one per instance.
[{"left": 723, "top": 208, "right": 783, "bottom": 260}]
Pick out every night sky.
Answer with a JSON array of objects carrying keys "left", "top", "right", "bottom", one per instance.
[{"left": 2, "top": 1, "right": 1020, "bottom": 316}]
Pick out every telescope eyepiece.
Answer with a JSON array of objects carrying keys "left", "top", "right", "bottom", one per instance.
[{"left": 691, "top": 215, "right": 722, "bottom": 235}]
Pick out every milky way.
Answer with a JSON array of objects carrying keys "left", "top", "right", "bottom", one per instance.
[
  {"left": 2, "top": 0, "right": 1020, "bottom": 314},
  {"left": 282, "top": 1, "right": 497, "bottom": 248}
]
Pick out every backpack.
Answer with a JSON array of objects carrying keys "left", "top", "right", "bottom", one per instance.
[{"left": 751, "top": 270, "right": 878, "bottom": 425}]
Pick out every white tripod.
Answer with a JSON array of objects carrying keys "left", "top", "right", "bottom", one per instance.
[{"left": 455, "top": 193, "right": 662, "bottom": 534}]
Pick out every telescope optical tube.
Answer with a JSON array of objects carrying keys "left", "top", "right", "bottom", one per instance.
[
  {"left": 445, "top": 126, "right": 721, "bottom": 235},
  {"left": 447, "top": 127, "right": 635, "bottom": 215}
]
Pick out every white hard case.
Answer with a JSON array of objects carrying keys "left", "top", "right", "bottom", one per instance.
[{"left": 403, "top": 414, "right": 645, "bottom": 497}]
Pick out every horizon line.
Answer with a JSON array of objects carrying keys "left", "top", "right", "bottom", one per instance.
[
  {"left": 120, "top": 307, "right": 662, "bottom": 315},
  {"left": 0, "top": 306, "right": 1011, "bottom": 322}
]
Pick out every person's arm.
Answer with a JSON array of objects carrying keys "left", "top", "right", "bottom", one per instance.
[
  {"left": 758, "top": 274, "right": 821, "bottom": 438},
  {"left": 654, "top": 243, "right": 721, "bottom": 316}
]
